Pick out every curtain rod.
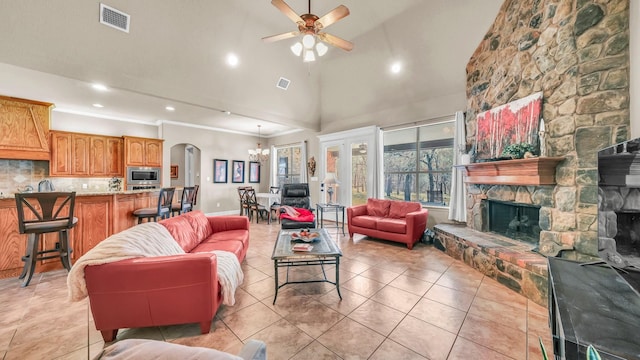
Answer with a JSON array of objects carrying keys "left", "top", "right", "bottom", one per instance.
[{"left": 380, "top": 114, "right": 456, "bottom": 132}]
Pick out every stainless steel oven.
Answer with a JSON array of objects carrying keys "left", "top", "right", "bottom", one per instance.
[{"left": 127, "top": 166, "right": 161, "bottom": 187}]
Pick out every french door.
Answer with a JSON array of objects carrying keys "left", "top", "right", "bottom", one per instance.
[{"left": 318, "top": 126, "right": 377, "bottom": 209}]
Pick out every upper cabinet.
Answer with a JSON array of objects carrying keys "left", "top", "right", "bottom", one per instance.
[
  {"left": 0, "top": 95, "right": 52, "bottom": 160},
  {"left": 124, "top": 136, "right": 163, "bottom": 167},
  {"left": 50, "top": 131, "right": 124, "bottom": 177}
]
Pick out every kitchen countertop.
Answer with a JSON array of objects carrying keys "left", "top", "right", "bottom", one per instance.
[{"left": 0, "top": 189, "right": 160, "bottom": 199}]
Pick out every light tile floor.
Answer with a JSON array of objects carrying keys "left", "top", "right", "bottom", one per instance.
[{"left": 0, "top": 221, "right": 553, "bottom": 360}]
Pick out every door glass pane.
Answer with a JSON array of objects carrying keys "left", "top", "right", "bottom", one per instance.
[
  {"left": 351, "top": 142, "right": 367, "bottom": 205},
  {"left": 325, "top": 145, "right": 340, "bottom": 204}
]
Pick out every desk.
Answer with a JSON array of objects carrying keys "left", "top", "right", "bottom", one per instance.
[{"left": 316, "top": 203, "right": 345, "bottom": 235}]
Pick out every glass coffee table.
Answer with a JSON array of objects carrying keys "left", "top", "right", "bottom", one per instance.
[{"left": 271, "top": 228, "right": 343, "bottom": 304}]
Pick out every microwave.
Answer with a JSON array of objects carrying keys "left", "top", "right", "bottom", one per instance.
[{"left": 127, "top": 166, "right": 161, "bottom": 185}]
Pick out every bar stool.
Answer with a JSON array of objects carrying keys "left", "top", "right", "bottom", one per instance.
[
  {"left": 171, "top": 186, "right": 196, "bottom": 216},
  {"left": 269, "top": 186, "right": 281, "bottom": 224},
  {"left": 133, "top": 187, "right": 175, "bottom": 224},
  {"left": 15, "top": 192, "right": 78, "bottom": 287}
]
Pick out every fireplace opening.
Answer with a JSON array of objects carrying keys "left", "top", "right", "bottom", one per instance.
[
  {"left": 615, "top": 211, "right": 640, "bottom": 263},
  {"left": 488, "top": 200, "right": 541, "bottom": 244}
]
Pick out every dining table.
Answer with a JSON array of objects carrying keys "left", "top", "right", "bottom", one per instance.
[{"left": 255, "top": 192, "right": 280, "bottom": 208}]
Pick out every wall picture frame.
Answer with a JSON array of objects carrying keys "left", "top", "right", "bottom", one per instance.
[
  {"left": 170, "top": 165, "right": 179, "bottom": 179},
  {"left": 213, "top": 159, "right": 228, "bottom": 183},
  {"left": 232, "top": 160, "right": 245, "bottom": 183},
  {"left": 249, "top": 161, "right": 260, "bottom": 183}
]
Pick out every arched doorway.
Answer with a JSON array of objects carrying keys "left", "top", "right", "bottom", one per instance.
[{"left": 170, "top": 143, "right": 201, "bottom": 209}]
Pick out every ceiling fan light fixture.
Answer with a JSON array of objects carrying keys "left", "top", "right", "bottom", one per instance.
[
  {"left": 290, "top": 42, "right": 303, "bottom": 56},
  {"left": 303, "top": 49, "right": 316, "bottom": 62},
  {"left": 316, "top": 42, "right": 328, "bottom": 56},
  {"left": 302, "top": 34, "right": 315, "bottom": 49}
]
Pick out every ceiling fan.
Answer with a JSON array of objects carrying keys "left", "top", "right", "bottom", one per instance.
[{"left": 262, "top": 0, "right": 353, "bottom": 60}]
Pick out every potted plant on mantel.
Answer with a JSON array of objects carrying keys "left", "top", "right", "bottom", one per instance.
[{"left": 501, "top": 142, "right": 537, "bottom": 160}]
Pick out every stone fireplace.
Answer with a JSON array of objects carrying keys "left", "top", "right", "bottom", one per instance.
[{"left": 434, "top": 0, "right": 630, "bottom": 305}]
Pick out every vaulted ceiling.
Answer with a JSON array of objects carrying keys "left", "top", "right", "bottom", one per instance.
[{"left": 0, "top": 0, "right": 503, "bottom": 137}]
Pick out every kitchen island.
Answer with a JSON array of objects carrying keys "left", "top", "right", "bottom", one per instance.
[{"left": 0, "top": 189, "right": 160, "bottom": 280}]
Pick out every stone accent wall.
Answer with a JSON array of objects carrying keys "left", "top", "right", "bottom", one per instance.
[{"left": 465, "top": 0, "right": 630, "bottom": 260}]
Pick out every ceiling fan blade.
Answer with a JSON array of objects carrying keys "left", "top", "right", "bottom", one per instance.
[
  {"left": 271, "top": 0, "right": 304, "bottom": 26},
  {"left": 316, "top": 5, "right": 350, "bottom": 30},
  {"left": 262, "top": 31, "right": 300, "bottom": 43},
  {"left": 318, "top": 33, "right": 354, "bottom": 51}
]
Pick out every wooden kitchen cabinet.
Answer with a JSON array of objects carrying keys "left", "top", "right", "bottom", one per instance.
[
  {"left": 124, "top": 136, "right": 163, "bottom": 167},
  {"left": 0, "top": 95, "right": 52, "bottom": 161},
  {"left": 113, "top": 191, "right": 157, "bottom": 233},
  {"left": 50, "top": 131, "right": 124, "bottom": 177},
  {"left": 73, "top": 196, "right": 112, "bottom": 256}
]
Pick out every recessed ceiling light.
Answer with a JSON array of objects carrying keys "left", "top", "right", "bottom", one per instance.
[
  {"left": 224, "top": 110, "right": 231, "bottom": 115},
  {"left": 165, "top": 106, "right": 175, "bottom": 111},
  {"left": 92, "top": 103, "right": 104, "bottom": 108},
  {"left": 226, "top": 53, "right": 239, "bottom": 67},
  {"left": 390, "top": 62, "right": 402, "bottom": 74},
  {"left": 92, "top": 83, "right": 108, "bottom": 91}
]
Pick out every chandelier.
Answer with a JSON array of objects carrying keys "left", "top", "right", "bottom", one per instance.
[{"left": 248, "top": 125, "right": 270, "bottom": 164}]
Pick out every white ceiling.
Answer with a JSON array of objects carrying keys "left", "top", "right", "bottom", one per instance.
[{"left": 0, "top": 0, "right": 504, "bottom": 137}]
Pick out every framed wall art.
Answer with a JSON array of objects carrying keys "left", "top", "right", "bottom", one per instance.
[
  {"left": 170, "top": 165, "right": 179, "bottom": 179},
  {"left": 249, "top": 161, "right": 260, "bottom": 183},
  {"left": 213, "top": 159, "right": 228, "bottom": 183},
  {"left": 232, "top": 160, "right": 245, "bottom": 183}
]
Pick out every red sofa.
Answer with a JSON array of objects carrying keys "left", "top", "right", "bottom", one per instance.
[
  {"left": 84, "top": 211, "right": 249, "bottom": 342},
  {"left": 347, "top": 198, "right": 428, "bottom": 249}
]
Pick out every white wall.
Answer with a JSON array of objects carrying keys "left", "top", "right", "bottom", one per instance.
[{"left": 51, "top": 111, "right": 158, "bottom": 138}]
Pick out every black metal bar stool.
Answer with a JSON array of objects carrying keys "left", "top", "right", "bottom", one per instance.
[
  {"left": 133, "top": 187, "right": 175, "bottom": 223},
  {"left": 171, "top": 186, "right": 196, "bottom": 216},
  {"left": 15, "top": 191, "right": 78, "bottom": 287}
]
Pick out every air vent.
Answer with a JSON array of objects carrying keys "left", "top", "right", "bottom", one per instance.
[
  {"left": 276, "top": 77, "right": 291, "bottom": 90},
  {"left": 100, "top": 3, "right": 130, "bottom": 33}
]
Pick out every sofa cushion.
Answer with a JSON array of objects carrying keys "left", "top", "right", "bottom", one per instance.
[
  {"left": 376, "top": 218, "right": 407, "bottom": 234},
  {"left": 366, "top": 198, "right": 390, "bottom": 217},
  {"left": 159, "top": 215, "right": 200, "bottom": 253},
  {"left": 183, "top": 211, "right": 213, "bottom": 239},
  {"left": 351, "top": 215, "right": 378, "bottom": 229},
  {"left": 203, "top": 230, "right": 249, "bottom": 244},
  {"left": 192, "top": 240, "right": 245, "bottom": 260},
  {"left": 388, "top": 201, "right": 422, "bottom": 219}
]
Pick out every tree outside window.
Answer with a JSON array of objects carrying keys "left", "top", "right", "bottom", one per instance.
[{"left": 383, "top": 121, "right": 454, "bottom": 206}]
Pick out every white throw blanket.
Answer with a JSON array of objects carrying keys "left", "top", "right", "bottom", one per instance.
[
  {"left": 212, "top": 250, "right": 244, "bottom": 306},
  {"left": 67, "top": 222, "right": 185, "bottom": 302}
]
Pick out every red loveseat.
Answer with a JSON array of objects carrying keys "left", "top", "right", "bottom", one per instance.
[
  {"left": 83, "top": 211, "right": 249, "bottom": 342},
  {"left": 347, "top": 198, "right": 428, "bottom": 249}
]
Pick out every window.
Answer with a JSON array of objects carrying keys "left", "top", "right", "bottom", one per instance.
[
  {"left": 383, "top": 121, "right": 454, "bottom": 206},
  {"left": 274, "top": 144, "right": 303, "bottom": 186}
]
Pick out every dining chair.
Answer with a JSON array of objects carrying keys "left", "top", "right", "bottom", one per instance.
[
  {"left": 269, "top": 186, "right": 281, "bottom": 223},
  {"left": 245, "top": 188, "right": 270, "bottom": 223},
  {"left": 15, "top": 191, "right": 78, "bottom": 287},
  {"left": 133, "top": 187, "right": 175, "bottom": 224}
]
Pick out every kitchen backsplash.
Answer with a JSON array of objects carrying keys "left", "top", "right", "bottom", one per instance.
[{"left": 0, "top": 160, "right": 122, "bottom": 197}]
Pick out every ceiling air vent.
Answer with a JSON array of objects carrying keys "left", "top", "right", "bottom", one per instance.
[
  {"left": 100, "top": 3, "right": 130, "bottom": 33},
  {"left": 276, "top": 77, "right": 290, "bottom": 90}
]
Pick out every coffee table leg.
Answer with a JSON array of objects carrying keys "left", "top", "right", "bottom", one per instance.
[
  {"left": 336, "top": 256, "right": 342, "bottom": 300},
  {"left": 273, "top": 260, "right": 279, "bottom": 305}
]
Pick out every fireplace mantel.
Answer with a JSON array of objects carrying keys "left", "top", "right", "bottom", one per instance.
[
  {"left": 459, "top": 157, "right": 565, "bottom": 186},
  {"left": 598, "top": 153, "right": 640, "bottom": 187}
]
